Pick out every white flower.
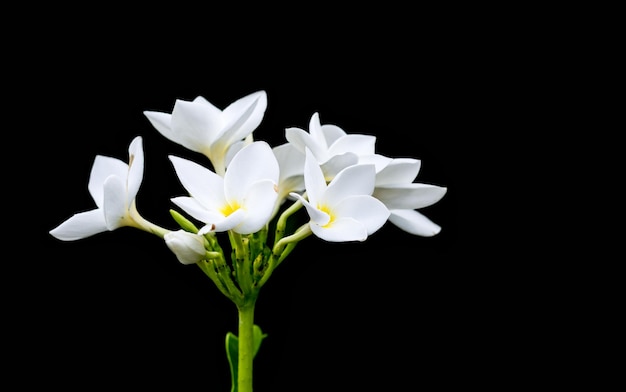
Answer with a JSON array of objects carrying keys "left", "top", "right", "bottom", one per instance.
[
  {"left": 164, "top": 230, "right": 206, "bottom": 265},
  {"left": 290, "top": 148, "right": 390, "bottom": 242},
  {"left": 144, "top": 90, "right": 267, "bottom": 176},
  {"left": 373, "top": 158, "right": 447, "bottom": 236},
  {"left": 285, "top": 112, "right": 390, "bottom": 181},
  {"left": 169, "top": 141, "right": 279, "bottom": 235},
  {"left": 50, "top": 136, "right": 148, "bottom": 241}
]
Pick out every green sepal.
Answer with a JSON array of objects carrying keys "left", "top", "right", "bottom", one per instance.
[
  {"left": 226, "top": 324, "right": 267, "bottom": 392},
  {"left": 169, "top": 209, "right": 199, "bottom": 233}
]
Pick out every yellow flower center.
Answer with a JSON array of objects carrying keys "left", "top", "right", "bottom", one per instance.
[
  {"left": 220, "top": 201, "right": 240, "bottom": 216},
  {"left": 318, "top": 204, "right": 335, "bottom": 227}
]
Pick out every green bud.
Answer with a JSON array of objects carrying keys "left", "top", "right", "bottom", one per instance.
[{"left": 169, "top": 209, "right": 199, "bottom": 233}]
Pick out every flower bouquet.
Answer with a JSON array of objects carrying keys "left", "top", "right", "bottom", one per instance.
[{"left": 49, "top": 90, "right": 447, "bottom": 391}]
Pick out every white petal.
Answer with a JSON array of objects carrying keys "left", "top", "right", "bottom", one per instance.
[
  {"left": 49, "top": 209, "right": 108, "bottom": 241},
  {"left": 171, "top": 196, "right": 224, "bottom": 225},
  {"left": 373, "top": 184, "right": 447, "bottom": 210},
  {"left": 375, "top": 158, "right": 421, "bottom": 185},
  {"left": 334, "top": 195, "right": 390, "bottom": 235},
  {"left": 170, "top": 98, "right": 222, "bottom": 152},
  {"left": 224, "top": 140, "right": 246, "bottom": 169},
  {"left": 308, "top": 112, "right": 326, "bottom": 146},
  {"left": 234, "top": 179, "right": 278, "bottom": 234},
  {"left": 126, "top": 136, "right": 144, "bottom": 203},
  {"left": 143, "top": 110, "right": 174, "bottom": 143},
  {"left": 285, "top": 127, "right": 327, "bottom": 161},
  {"left": 358, "top": 153, "right": 394, "bottom": 173},
  {"left": 311, "top": 217, "right": 367, "bottom": 242},
  {"left": 211, "top": 209, "right": 246, "bottom": 232},
  {"left": 169, "top": 156, "right": 226, "bottom": 209},
  {"left": 88, "top": 155, "right": 127, "bottom": 208},
  {"left": 219, "top": 90, "right": 267, "bottom": 145},
  {"left": 290, "top": 192, "right": 330, "bottom": 226},
  {"left": 328, "top": 134, "right": 376, "bottom": 157},
  {"left": 321, "top": 124, "right": 347, "bottom": 146},
  {"left": 273, "top": 143, "right": 305, "bottom": 183},
  {"left": 102, "top": 175, "right": 128, "bottom": 230},
  {"left": 324, "top": 164, "right": 375, "bottom": 207},
  {"left": 302, "top": 148, "right": 327, "bottom": 206},
  {"left": 388, "top": 209, "right": 441, "bottom": 236},
  {"left": 224, "top": 142, "right": 278, "bottom": 202},
  {"left": 319, "top": 152, "right": 359, "bottom": 181}
]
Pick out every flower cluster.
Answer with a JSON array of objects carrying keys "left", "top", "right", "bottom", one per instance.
[
  {"left": 50, "top": 90, "right": 446, "bottom": 285},
  {"left": 49, "top": 90, "right": 447, "bottom": 391}
]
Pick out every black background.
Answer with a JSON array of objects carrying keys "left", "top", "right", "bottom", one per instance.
[{"left": 10, "top": 9, "right": 544, "bottom": 391}]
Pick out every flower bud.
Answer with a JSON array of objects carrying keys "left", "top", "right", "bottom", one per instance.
[{"left": 164, "top": 230, "right": 206, "bottom": 265}]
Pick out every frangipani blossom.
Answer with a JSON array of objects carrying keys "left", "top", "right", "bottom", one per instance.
[
  {"left": 372, "top": 158, "right": 447, "bottom": 236},
  {"left": 170, "top": 141, "right": 279, "bottom": 235},
  {"left": 285, "top": 112, "right": 391, "bottom": 181},
  {"left": 290, "top": 148, "right": 390, "bottom": 242},
  {"left": 144, "top": 90, "right": 267, "bottom": 176},
  {"left": 49, "top": 136, "right": 160, "bottom": 241}
]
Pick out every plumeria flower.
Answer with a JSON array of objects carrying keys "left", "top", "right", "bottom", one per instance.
[
  {"left": 144, "top": 90, "right": 267, "bottom": 176},
  {"left": 164, "top": 230, "right": 207, "bottom": 265},
  {"left": 50, "top": 136, "right": 166, "bottom": 241},
  {"left": 372, "top": 158, "right": 447, "bottom": 236},
  {"left": 285, "top": 112, "right": 391, "bottom": 181},
  {"left": 289, "top": 148, "right": 390, "bottom": 242},
  {"left": 169, "top": 141, "right": 279, "bottom": 235}
]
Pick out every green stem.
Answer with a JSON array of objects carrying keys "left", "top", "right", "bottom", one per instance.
[{"left": 237, "top": 302, "right": 256, "bottom": 392}]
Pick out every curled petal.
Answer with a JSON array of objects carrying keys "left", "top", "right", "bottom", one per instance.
[
  {"left": 88, "top": 155, "right": 127, "bottom": 208},
  {"left": 375, "top": 158, "right": 422, "bottom": 185},
  {"left": 328, "top": 134, "right": 376, "bottom": 157},
  {"left": 170, "top": 98, "right": 222, "bottom": 152},
  {"left": 319, "top": 153, "right": 359, "bottom": 181},
  {"left": 325, "top": 164, "right": 376, "bottom": 206},
  {"left": 310, "top": 217, "right": 367, "bottom": 242},
  {"left": 290, "top": 192, "right": 330, "bottom": 226},
  {"left": 210, "top": 209, "right": 246, "bottom": 233},
  {"left": 388, "top": 209, "right": 442, "bottom": 236},
  {"left": 126, "top": 136, "right": 144, "bottom": 203},
  {"left": 373, "top": 184, "right": 447, "bottom": 210},
  {"left": 217, "top": 90, "right": 267, "bottom": 148},
  {"left": 49, "top": 209, "right": 108, "bottom": 241},
  {"left": 102, "top": 175, "right": 129, "bottom": 230},
  {"left": 334, "top": 195, "right": 390, "bottom": 235}
]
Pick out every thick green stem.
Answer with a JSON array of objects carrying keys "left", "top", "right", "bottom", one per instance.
[{"left": 237, "top": 302, "right": 256, "bottom": 392}]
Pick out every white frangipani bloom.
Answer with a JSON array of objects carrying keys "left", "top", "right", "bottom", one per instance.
[
  {"left": 144, "top": 90, "right": 268, "bottom": 176},
  {"left": 170, "top": 141, "right": 279, "bottom": 235},
  {"left": 164, "top": 230, "right": 207, "bottom": 265},
  {"left": 290, "top": 148, "right": 390, "bottom": 242},
  {"left": 285, "top": 112, "right": 390, "bottom": 181},
  {"left": 49, "top": 136, "right": 160, "bottom": 241},
  {"left": 373, "top": 158, "right": 447, "bottom": 236}
]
